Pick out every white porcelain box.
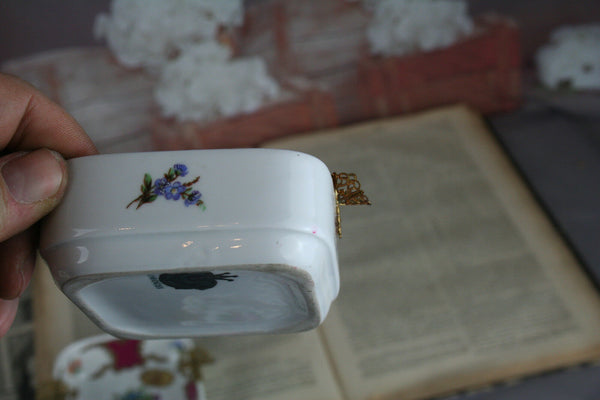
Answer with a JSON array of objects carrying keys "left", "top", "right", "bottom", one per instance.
[{"left": 40, "top": 149, "right": 339, "bottom": 339}]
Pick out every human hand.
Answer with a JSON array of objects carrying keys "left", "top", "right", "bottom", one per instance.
[{"left": 0, "top": 73, "right": 97, "bottom": 337}]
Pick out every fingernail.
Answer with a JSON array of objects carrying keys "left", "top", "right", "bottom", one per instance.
[{"left": 1, "top": 149, "right": 64, "bottom": 204}]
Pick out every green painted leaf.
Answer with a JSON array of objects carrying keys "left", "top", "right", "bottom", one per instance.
[
  {"left": 144, "top": 173, "right": 152, "bottom": 189},
  {"left": 167, "top": 168, "right": 175, "bottom": 180},
  {"left": 148, "top": 195, "right": 158, "bottom": 202}
]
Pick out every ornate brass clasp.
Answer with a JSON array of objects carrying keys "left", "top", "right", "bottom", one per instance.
[{"left": 332, "top": 172, "right": 371, "bottom": 238}]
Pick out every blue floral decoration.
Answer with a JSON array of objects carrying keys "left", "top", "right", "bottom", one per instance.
[
  {"left": 153, "top": 177, "right": 169, "bottom": 196},
  {"left": 115, "top": 389, "right": 160, "bottom": 400},
  {"left": 164, "top": 181, "right": 186, "bottom": 201},
  {"left": 127, "top": 164, "right": 205, "bottom": 210},
  {"left": 173, "top": 163, "right": 188, "bottom": 177},
  {"left": 184, "top": 190, "right": 202, "bottom": 207}
]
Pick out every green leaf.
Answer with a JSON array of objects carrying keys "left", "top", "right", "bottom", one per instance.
[
  {"left": 144, "top": 173, "right": 152, "bottom": 189},
  {"left": 167, "top": 168, "right": 175, "bottom": 180},
  {"left": 147, "top": 195, "right": 158, "bottom": 203}
]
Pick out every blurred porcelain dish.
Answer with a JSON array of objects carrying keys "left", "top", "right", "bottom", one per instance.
[
  {"left": 51, "top": 334, "right": 208, "bottom": 400},
  {"left": 40, "top": 149, "right": 339, "bottom": 339}
]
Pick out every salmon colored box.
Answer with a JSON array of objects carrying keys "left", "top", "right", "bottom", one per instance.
[{"left": 357, "top": 16, "right": 522, "bottom": 118}]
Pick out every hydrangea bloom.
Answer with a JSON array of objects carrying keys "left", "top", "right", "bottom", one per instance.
[
  {"left": 94, "top": 0, "right": 243, "bottom": 69},
  {"left": 536, "top": 24, "right": 600, "bottom": 89},
  {"left": 365, "top": 0, "right": 473, "bottom": 56},
  {"left": 154, "top": 42, "right": 281, "bottom": 122}
]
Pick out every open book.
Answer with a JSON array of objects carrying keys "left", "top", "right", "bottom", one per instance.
[
  {"left": 195, "top": 105, "right": 600, "bottom": 400},
  {"left": 33, "top": 105, "right": 600, "bottom": 399}
]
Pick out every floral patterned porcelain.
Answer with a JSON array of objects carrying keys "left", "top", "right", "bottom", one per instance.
[
  {"left": 40, "top": 149, "right": 339, "bottom": 339},
  {"left": 50, "top": 334, "right": 209, "bottom": 400},
  {"left": 127, "top": 164, "right": 205, "bottom": 210}
]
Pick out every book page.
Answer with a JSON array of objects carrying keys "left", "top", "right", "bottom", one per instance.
[
  {"left": 265, "top": 105, "right": 600, "bottom": 400},
  {"left": 197, "top": 332, "right": 342, "bottom": 400}
]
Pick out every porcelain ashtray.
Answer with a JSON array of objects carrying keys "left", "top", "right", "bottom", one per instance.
[{"left": 40, "top": 149, "right": 339, "bottom": 339}]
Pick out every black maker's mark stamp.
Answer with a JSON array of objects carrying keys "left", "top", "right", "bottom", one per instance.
[{"left": 159, "top": 272, "right": 238, "bottom": 291}]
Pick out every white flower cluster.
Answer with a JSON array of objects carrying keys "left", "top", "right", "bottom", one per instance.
[
  {"left": 154, "top": 42, "right": 280, "bottom": 122},
  {"left": 95, "top": 0, "right": 281, "bottom": 122},
  {"left": 95, "top": 0, "right": 243, "bottom": 69},
  {"left": 536, "top": 25, "right": 600, "bottom": 90},
  {"left": 365, "top": 0, "right": 474, "bottom": 56}
]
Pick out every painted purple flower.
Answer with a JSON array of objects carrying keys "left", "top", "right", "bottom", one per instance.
[
  {"left": 173, "top": 164, "right": 188, "bottom": 177},
  {"left": 184, "top": 190, "right": 202, "bottom": 207},
  {"left": 153, "top": 177, "right": 169, "bottom": 195},
  {"left": 165, "top": 182, "right": 186, "bottom": 200}
]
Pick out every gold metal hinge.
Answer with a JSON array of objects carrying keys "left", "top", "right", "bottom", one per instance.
[{"left": 332, "top": 172, "right": 371, "bottom": 238}]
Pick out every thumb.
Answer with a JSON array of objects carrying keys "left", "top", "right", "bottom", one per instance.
[{"left": 0, "top": 149, "right": 67, "bottom": 241}]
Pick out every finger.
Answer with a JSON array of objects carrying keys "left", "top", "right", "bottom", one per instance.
[
  {"left": 0, "top": 228, "right": 36, "bottom": 300},
  {"left": 0, "top": 149, "right": 68, "bottom": 242},
  {"left": 0, "top": 73, "right": 97, "bottom": 158},
  {"left": 0, "top": 298, "right": 18, "bottom": 338}
]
